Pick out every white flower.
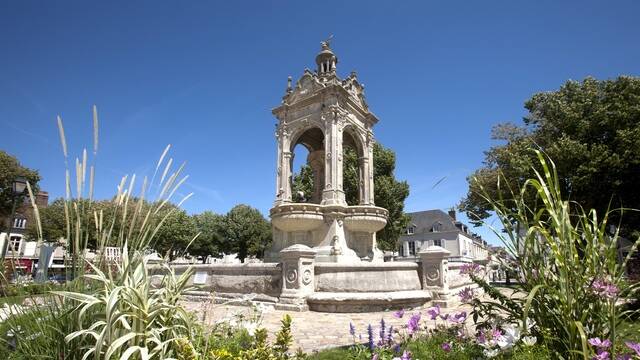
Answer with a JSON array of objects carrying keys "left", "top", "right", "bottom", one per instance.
[
  {"left": 522, "top": 336, "right": 537, "bottom": 346},
  {"left": 497, "top": 324, "right": 521, "bottom": 349},
  {"left": 243, "top": 321, "right": 259, "bottom": 336},
  {"left": 484, "top": 348, "right": 500, "bottom": 358},
  {"left": 523, "top": 318, "right": 536, "bottom": 332}
]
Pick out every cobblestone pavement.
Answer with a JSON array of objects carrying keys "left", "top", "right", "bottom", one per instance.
[{"left": 183, "top": 300, "right": 477, "bottom": 353}]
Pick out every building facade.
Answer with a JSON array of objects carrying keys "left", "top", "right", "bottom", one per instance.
[{"left": 397, "top": 209, "right": 489, "bottom": 262}]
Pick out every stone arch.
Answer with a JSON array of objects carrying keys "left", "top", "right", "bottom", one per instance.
[
  {"left": 342, "top": 125, "right": 367, "bottom": 205},
  {"left": 290, "top": 126, "right": 325, "bottom": 204}
]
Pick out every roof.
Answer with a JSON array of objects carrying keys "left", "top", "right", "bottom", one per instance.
[
  {"left": 403, "top": 209, "right": 486, "bottom": 244},
  {"left": 407, "top": 210, "right": 459, "bottom": 232}
]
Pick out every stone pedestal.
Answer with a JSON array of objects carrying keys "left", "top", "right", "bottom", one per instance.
[
  {"left": 277, "top": 244, "right": 316, "bottom": 311},
  {"left": 419, "top": 246, "right": 454, "bottom": 307}
]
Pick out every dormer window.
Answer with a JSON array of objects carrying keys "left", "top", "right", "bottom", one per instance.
[
  {"left": 407, "top": 226, "right": 415, "bottom": 235},
  {"left": 432, "top": 222, "right": 442, "bottom": 232}
]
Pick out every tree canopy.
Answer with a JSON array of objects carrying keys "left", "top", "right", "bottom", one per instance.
[
  {"left": 460, "top": 76, "right": 640, "bottom": 236},
  {"left": 292, "top": 142, "right": 410, "bottom": 251},
  {"left": 216, "top": 204, "right": 271, "bottom": 262},
  {"left": 0, "top": 150, "right": 40, "bottom": 231}
]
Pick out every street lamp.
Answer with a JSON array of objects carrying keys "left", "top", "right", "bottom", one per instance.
[
  {"left": 12, "top": 177, "right": 27, "bottom": 196},
  {"left": 2, "top": 176, "right": 28, "bottom": 258}
]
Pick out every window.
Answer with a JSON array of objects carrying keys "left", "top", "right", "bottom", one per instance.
[
  {"left": 407, "top": 226, "right": 415, "bottom": 235},
  {"left": 8, "top": 236, "right": 21, "bottom": 253},
  {"left": 431, "top": 222, "right": 442, "bottom": 232},
  {"left": 434, "top": 239, "right": 443, "bottom": 247},
  {"left": 13, "top": 218, "right": 26, "bottom": 229},
  {"left": 408, "top": 241, "right": 416, "bottom": 256}
]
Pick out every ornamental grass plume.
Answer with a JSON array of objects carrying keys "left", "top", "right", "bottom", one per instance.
[{"left": 10, "top": 107, "right": 201, "bottom": 359}]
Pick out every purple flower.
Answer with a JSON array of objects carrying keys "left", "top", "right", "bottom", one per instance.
[
  {"left": 589, "top": 337, "right": 612, "bottom": 349},
  {"left": 367, "top": 324, "right": 375, "bottom": 350},
  {"left": 625, "top": 341, "right": 640, "bottom": 355},
  {"left": 407, "top": 313, "right": 421, "bottom": 335},
  {"left": 401, "top": 350, "right": 412, "bottom": 360},
  {"left": 458, "top": 287, "right": 475, "bottom": 303},
  {"left": 426, "top": 305, "right": 440, "bottom": 320},
  {"left": 591, "top": 278, "right": 619, "bottom": 299},
  {"left": 387, "top": 325, "right": 394, "bottom": 344},
  {"left": 379, "top": 319, "right": 386, "bottom": 341},
  {"left": 441, "top": 342, "right": 452, "bottom": 352},
  {"left": 592, "top": 350, "right": 610, "bottom": 360},
  {"left": 449, "top": 311, "right": 467, "bottom": 324},
  {"left": 394, "top": 309, "right": 405, "bottom": 318},
  {"left": 439, "top": 313, "right": 449, "bottom": 321},
  {"left": 393, "top": 343, "right": 401, "bottom": 353},
  {"left": 459, "top": 263, "right": 481, "bottom": 276},
  {"left": 476, "top": 331, "right": 487, "bottom": 344},
  {"left": 616, "top": 354, "right": 632, "bottom": 360},
  {"left": 349, "top": 322, "right": 356, "bottom": 336}
]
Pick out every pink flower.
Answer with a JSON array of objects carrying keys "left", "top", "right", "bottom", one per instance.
[
  {"left": 449, "top": 311, "right": 467, "bottom": 324},
  {"left": 441, "top": 342, "right": 451, "bottom": 352},
  {"left": 625, "top": 341, "right": 640, "bottom": 355},
  {"left": 592, "top": 350, "right": 610, "bottom": 360},
  {"left": 393, "top": 309, "right": 405, "bottom": 318},
  {"left": 589, "top": 337, "right": 612, "bottom": 349},
  {"left": 591, "top": 278, "right": 619, "bottom": 299},
  {"left": 459, "top": 263, "right": 481, "bottom": 276},
  {"left": 458, "top": 287, "right": 475, "bottom": 303}
]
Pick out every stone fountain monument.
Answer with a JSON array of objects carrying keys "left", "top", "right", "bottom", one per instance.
[
  {"left": 265, "top": 39, "right": 389, "bottom": 263},
  {"left": 163, "top": 41, "right": 486, "bottom": 312}
]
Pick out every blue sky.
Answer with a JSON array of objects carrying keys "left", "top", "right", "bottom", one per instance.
[{"left": 1, "top": 1, "right": 639, "bottom": 245}]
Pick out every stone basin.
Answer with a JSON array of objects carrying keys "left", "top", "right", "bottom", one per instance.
[
  {"left": 343, "top": 206, "right": 388, "bottom": 232},
  {"left": 270, "top": 203, "right": 324, "bottom": 232}
]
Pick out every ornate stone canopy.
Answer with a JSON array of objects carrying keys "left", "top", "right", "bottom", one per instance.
[{"left": 266, "top": 41, "right": 387, "bottom": 263}]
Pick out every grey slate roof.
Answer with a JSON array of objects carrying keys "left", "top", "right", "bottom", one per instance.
[{"left": 406, "top": 209, "right": 459, "bottom": 233}]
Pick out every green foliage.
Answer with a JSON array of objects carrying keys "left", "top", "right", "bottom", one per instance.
[
  {"left": 292, "top": 165, "right": 314, "bottom": 203},
  {"left": 217, "top": 204, "right": 271, "bottom": 262},
  {"left": 191, "top": 211, "right": 225, "bottom": 261},
  {"left": 461, "top": 76, "right": 640, "bottom": 237},
  {"left": 55, "top": 247, "right": 195, "bottom": 359},
  {"left": 153, "top": 204, "right": 197, "bottom": 260},
  {"left": 470, "top": 150, "right": 640, "bottom": 359},
  {"left": 0, "top": 150, "right": 40, "bottom": 231},
  {"left": 292, "top": 142, "right": 410, "bottom": 251}
]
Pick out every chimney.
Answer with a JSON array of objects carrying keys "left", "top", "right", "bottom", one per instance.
[{"left": 448, "top": 209, "right": 456, "bottom": 220}]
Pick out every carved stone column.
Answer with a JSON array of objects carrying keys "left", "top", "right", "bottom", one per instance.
[
  {"left": 279, "top": 244, "right": 316, "bottom": 310},
  {"left": 366, "top": 132, "right": 375, "bottom": 204},
  {"left": 419, "top": 246, "right": 454, "bottom": 307},
  {"left": 321, "top": 109, "right": 346, "bottom": 206},
  {"left": 307, "top": 150, "right": 325, "bottom": 203}
]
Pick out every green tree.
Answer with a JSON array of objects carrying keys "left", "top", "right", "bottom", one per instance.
[
  {"left": 461, "top": 76, "right": 640, "bottom": 236},
  {"left": 219, "top": 204, "right": 271, "bottom": 262},
  {"left": 191, "top": 211, "right": 225, "bottom": 262},
  {"left": 26, "top": 198, "right": 66, "bottom": 241},
  {"left": 292, "top": 142, "right": 410, "bottom": 251},
  {"left": 152, "top": 205, "right": 197, "bottom": 260},
  {"left": 0, "top": 150, "right": 40, "bottom": 232}
]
